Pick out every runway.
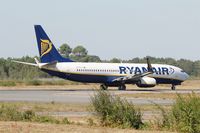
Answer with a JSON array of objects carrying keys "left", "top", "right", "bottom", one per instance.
[{"left": 0, "top": 88, "right": 199, "bottom": 105}]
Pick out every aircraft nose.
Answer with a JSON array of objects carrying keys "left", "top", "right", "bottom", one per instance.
[{"left": 183, "top": 72, "right": 189, "bottom": 81}]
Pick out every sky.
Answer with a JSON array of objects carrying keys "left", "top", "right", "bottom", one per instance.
[{"left": 0, "top": 0, "right": 200, "bottom": 61}]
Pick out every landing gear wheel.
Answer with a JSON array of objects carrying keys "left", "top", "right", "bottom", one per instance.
[
  {"left": 118, "top": 85, "right": 126, "bottom": 90},
  {"left": 100, "top": 84, "right": 108, "bottom": 90},
  {"left": 171, "top": 85, "right": 176, "bottom": 90}
]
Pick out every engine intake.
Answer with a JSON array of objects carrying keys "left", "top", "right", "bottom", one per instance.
[{"left": 136, "top": 77, "right": 156, "bottom": 88}]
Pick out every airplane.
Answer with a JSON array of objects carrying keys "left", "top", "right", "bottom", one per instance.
[{"left": 13, "top": 25, "right": 189, "bottom": 90}]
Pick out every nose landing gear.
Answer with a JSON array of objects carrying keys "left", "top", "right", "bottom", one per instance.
[
  {"left": 100, "top": 84, "right": 108, "bottom": 90},
  {"left": 171, "top": 84, "right": 176, "bottom": 90}
]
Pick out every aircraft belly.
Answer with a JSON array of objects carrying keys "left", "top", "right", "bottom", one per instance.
[
  {"left": 68, "top": 74, "right": 114, "bottom": 83},
  {"left": 41, "top": 69, "right": 70, "bottom": 79},
  {"left": 155, "top": 77, "right": 182, "bottom": 85}
]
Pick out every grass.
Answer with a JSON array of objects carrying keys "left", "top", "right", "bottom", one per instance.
[
  {"left": 0, "top": 93, "right": 198, "bottom": 132},
  {"left": 0, "top": 79, "right": 83, "bottom": 87},
  {"left": 0, "top": 104, "right": 70, "bottom": 124},
  {"left": 0, "top": 81, "right": 16, "bottom": 87},
  {"left": 24, "top": 79, "right": 82, "bottom": 86},
  {"left": 0, "top": 102, "right": 90, "bottom": 112},
  {"left": 91, "top": 90, "right": 143, "bottom": 129},
  {"left": 90, "top": 90, "right": 200, "bottom": 132},
  {"left": 0, "top": 102, "right": 171, "bottom": 132},
  {"left": 152, "top": 93, "right": 200, "bottom": 133}
]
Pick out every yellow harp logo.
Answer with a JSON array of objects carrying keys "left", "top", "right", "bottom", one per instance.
[{"left": 40, "top": 39, "right": 52, "bottom": 57}]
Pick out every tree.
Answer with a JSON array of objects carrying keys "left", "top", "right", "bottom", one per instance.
[
  {"left": 58, "top": 44, "right": 72, "bottom": 57},
  {"left": 127, "top": 57, "right": 140, "bottom": 63},
  {"left": 72, "top": 45, "right": 88, "bottom": 56},
  {"left": 110, "top": 58, "right": 121, "bottom": 63},
  {"left": 87, "top": 55, "right": 101, "bottom": 62}
]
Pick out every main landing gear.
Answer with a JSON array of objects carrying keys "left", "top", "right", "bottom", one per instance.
[
  {"left": 100, "top": 84, "right": 108, "bottom": 90},
  {"left": 118, "top": 84, "right": 126, "bottom": 90},
  {"left": 171, "top": 84, "right": 176, "bottom": 90},
  {"left": 100, "top": 84, "right": 126, "bottom": 91}
]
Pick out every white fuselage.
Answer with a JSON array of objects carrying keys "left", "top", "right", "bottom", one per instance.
[{"left": 40, "top": 62, "right": 189, "bottom": 85}]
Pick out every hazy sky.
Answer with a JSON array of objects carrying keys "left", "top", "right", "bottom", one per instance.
[{"left": 0, "top": 0, "right": 200, "bottom": 60}]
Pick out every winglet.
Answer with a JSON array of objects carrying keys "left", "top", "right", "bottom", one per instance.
[{"left": 147, "top": 58, "right": 153, "bottom": 72}]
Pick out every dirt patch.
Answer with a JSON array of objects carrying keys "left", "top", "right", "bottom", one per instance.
[
  {"left": 118, "top": 92, "right": 200, "bottom": 100},
  {"left": 0, "top": 121, "right": 174, "bottom": 133}
]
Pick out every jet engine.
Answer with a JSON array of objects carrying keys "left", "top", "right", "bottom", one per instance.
[{"left": 136, "top": 77, "right": 156, "bottom": 87}]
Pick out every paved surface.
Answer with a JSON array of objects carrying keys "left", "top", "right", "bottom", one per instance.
[{"left": 0, "top": 88, "right": 199, "bottom": 105}]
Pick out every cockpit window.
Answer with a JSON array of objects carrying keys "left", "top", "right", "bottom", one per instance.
[{"left": 181, "top": 70, "right": 186, "bottom": 73}]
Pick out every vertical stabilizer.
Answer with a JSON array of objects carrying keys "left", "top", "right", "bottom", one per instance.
[{"left": 34, "top": 25, "right": 73, "bottom": 63}]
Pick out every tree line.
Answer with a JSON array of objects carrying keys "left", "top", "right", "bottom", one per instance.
[{"left": 0, "top": 44, "right": 200, "bottom": 80}]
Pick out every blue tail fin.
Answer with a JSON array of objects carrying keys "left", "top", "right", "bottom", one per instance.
[{"left": 34, "top": 25, "right": 74, "bottom": 63}]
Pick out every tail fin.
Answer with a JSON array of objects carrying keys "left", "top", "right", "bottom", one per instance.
[{"left": 34, "top": 25, "right": 73, "bottom": 63}]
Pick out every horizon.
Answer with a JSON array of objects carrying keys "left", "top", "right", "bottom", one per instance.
[{"left": 2, "top": 52, "right": 199, "bottom": 62}]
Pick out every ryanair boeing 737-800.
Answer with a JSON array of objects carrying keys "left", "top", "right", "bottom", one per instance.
[{"left": 13, "top": 25, "right": 189, "bottom": 90}]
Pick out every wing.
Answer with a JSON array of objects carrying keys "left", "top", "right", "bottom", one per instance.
[
  {"left": 112, "top": 58, "right": 153, "bottom": 82},
  {"left": 112, "top": 71, "right": 153, "bottom": 82}
]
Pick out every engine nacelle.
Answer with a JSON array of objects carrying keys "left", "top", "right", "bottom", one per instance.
[{"left": 136, "top": 77, "right": 156, "bottom": 88}]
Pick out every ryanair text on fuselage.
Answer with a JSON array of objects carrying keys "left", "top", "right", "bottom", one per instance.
[{"left": 119, "top": 66, "right": 174, "bottom": 75}]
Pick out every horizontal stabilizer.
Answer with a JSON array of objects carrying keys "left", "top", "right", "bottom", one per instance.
[
  {"left": 12, "top": 59, "right": 57, "bottom": 69},
  {"left": 12, "top": 60, "right": 38, "bottom": 66}
]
